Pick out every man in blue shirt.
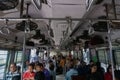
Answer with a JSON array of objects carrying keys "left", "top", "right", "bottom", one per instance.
[
  {"left": 65, "top": 59, "right": 78, "bottom": 80},
  {"left": 38, "top": 63, "right": 51, "bottom": 80}
]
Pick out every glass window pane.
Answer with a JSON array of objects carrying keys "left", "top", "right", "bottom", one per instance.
[
  {"left": 17, "top": 51, "right": 22, "bottom": 62},
  {"left": 0, "top": 50, "right": 8, "bottom": 79}
]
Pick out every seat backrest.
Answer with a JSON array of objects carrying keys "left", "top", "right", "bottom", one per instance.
[{"left": 72, "top": 75, "right": 86, "bottom": 80}]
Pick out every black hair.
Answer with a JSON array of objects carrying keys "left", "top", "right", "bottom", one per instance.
[
  {"left": 34, "top": 71, "right": 45, "bottom": 80},
  {"left": 107, "top": 65, "right": 111, "bottom": 73},
  {"left": 69, "top": 59, "right": 74, "bottom": 69},
  {"left": 28, "top": 63, "right": 34, "bottom": 69},
  {"left": 36, "top": 63, "right": 43, "bottom": 67},
  {"left": 11, "top": 63, "right": 17, "bottom": 67},
  {"left": 90, "top": 60, "right": 94, "bottom": 63},
  {"left": 17, "top": 66, "right": 21, "bottom": 71},
  {"left": 90, "top": 63, "right": 97, "bottom": 68},
  {"left": 49, "top": 60, "right": 53, "bottom": 63}
]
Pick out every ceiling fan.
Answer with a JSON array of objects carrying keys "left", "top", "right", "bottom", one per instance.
[
  {"left": 32, "top": 29, "right": 45, "bottom": 40},
  {"left": 77, "top": 30, "right": 91, "bottom": 40},
  {"left": 90, "top": 35, "right": 104, "bottom": 45},
  {"left": 0, "top": 0, "right": 19, "bottom": 11},
  {"left": 15, "top": 1, "right": 38, "bottom": 31},
  {"left": 92, "top": 16, "right": 108, "bottom": 32},
  {"left": 0, "top": 19, "right": 21, "bottom": 35},
  {"left": 0, "top": 36, "right": 21, "bottom": 48}
]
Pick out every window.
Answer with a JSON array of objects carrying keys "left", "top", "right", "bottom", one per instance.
[
  {"left": 98, "top": 49, "right": 107, "bottom": 63},
  {"left": 14, "top": 51, "right": 22, "bottom": 64},
  {"left": 114, "top": 50, "right": 120, "bottom": 65},
  {"left": 0, "top": 50, "right": 8, "bottom": 79},
  {"left": 0, "top": 50, "right": 8, "bottom": 65}
]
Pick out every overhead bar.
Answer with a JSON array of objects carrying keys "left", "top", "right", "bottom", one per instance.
[{"left": 0, "top": 18, "right": 120, "bottom": 22}]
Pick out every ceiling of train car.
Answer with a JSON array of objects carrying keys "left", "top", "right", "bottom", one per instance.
[
  {"left": 0, "top": 0, "right": 87, "bottom": 48},
  {"left": 0, "top": 0, "right": 120, "bottom": 49},
  {"left": 87, "top": 0, "right": 120, "bottom": 43},
  {"left": 68, "top": 0, "right": 120, "bottom": 49}
]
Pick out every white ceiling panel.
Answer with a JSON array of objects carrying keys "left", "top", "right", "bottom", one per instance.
[
  {"left": 52, "top": 5, "right": 86, "bottom": 18},
  {"left": 52, "top": 0, "right": 86, "bottom": 5}
]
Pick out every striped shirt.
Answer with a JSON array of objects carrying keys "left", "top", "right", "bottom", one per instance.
[{"left": 6, "top": 71, "right": 21, "bottom": 80}]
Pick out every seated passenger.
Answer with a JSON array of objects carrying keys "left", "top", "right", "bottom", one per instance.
[
  {"left": 23, "top": 64, "right": 35, "bottom": 80},
  {"left": 35, "top": 63, "right": 45, "bottom": 80},
  {"left": 86, "top": 64, "right": 103, "bottom": 80},
  {"left": 65, "top": 59, "right": 78, "bottom": 80},
  {"left": 104, "top": 65, "right": 112, "bottom": 80},
  {"left": 6, "top": 63, "right": 21, "bottom": 80}
]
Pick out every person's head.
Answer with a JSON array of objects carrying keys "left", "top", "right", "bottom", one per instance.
[
  {"left": 10, "top": 63, "right": 17, "bottom": 73},
  {"left": 90, "top": 64, "right": 97, "bottom": 73},
  {"left": 49, "top": 60, "right": 53, "bottom": 64},
  {"left": 90, "top": 60, "right": 94, "bottom": 65},
  {"left": 36, "top": 63, "right": 44, "bottom": 72},
  {"left": 17, "top": 66, "right": 21, "bottom": 73},
  {"left": 28, "top": 64, "right": 34, "bottom": 72},
  {"left": 69, "top": 59, "right": 74, "bottom": 69},
  {"left": 96, "top": 62, "right": 101, "bottom": 68},
  {"left": 107, "top": 65, "right": 112, "bottom": 73},
  {"left": 26, "top": 60, "right": 29, "bottom": 65},
  {"left": 49, "top": 60, "right": 54, "bottom": 71}
]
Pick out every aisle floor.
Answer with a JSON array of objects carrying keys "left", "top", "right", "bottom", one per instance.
[{"left": 56, "top": 74, "right": 65, "bottom": 80}]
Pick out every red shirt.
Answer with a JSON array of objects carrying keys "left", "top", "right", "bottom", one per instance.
[
  {"left": 104, "top": 72, "right": 112, "bottom": 80},
  {"left": 23, "top": 71, "right": 35, "bottom": 80}
]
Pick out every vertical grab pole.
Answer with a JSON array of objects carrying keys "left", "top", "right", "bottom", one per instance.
[
  {"left": 107, "top": 21, "right": 115, "bottom": 80},
  {"left": 105, "top": 4, "right": 115, "bottom": 80},
  {"left": 66, "top": 16, "right": 72, "bottom": 33},
  {"left": 21, "top": 23, "right": 27, "bottom": 80}
]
